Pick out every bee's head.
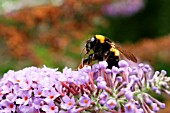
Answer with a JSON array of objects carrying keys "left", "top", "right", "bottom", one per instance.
[{"left": 85, "top": 36, "right": 96, "bottom": 54}]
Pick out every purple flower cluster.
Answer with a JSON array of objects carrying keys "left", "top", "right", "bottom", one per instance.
[
  {"left": 102, "top": 0, "right": 144, "bottom": 17},
  {"left": 0, "top": 60, "right": 169, "bottom": 112}
]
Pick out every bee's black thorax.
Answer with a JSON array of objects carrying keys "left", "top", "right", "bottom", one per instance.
[
  {"left": 82, "top": 34, "right": 137, "bottom": 69},
  {"left": 82, "top": 35, "right": 120, "bottom": 69}
]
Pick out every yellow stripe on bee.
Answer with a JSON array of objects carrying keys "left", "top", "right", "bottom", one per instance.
[
  {"left": 95, "top": 35, "right": 105, "bottom": 43},
  {"left": 110, "top": 48, "right": 120, "bottom": 56}
]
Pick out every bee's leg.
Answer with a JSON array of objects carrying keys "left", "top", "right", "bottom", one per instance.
[
  {"left": 82, "top": 58, "right": 89, "bottom": 65},
  {"left": 103, "top": 51, "right": 110, "bottom": 60},
  {"left": 107, "top": 53, "right": 120, "bottom": 69},
  {"left": 78, "top": 58, "right": 85, "bottom": 69},
  {"left": 83, "top": 53, "right": 94, "bottom": 65},
  {"left": 83, "top": 53, "right": 102, "bottom": 65}
]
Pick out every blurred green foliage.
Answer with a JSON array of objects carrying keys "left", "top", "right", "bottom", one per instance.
[{"left": 97, "top": 0, "right": 170, "bottom": 42}]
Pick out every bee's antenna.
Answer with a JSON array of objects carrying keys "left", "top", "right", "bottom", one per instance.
[{"left": 80, "top": 47, "right": 86, "bottom": 56}]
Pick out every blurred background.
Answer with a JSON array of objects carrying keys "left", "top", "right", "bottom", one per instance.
[
  {"left": 0, "top": 0, "right": 170, "bottom": 75},
  {"left": 0, "top": 0, "right": 170, "bottom": 112}
]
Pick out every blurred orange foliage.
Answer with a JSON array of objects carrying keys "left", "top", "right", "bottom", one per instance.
[
  {"left": 124, "top": 36, "right": 170, "bottom": 64},
  {"left": 0, "top": 25, "right": 41, "bottom": 65},
  {"left": 0, "top": 0, "right": 110, "bottom": 67}
]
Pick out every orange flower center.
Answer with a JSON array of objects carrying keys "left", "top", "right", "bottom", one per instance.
[
  {"left": 38, "top": 92, "right": 41, "bottom": 95},
  {"left": 68, "top": 102, "right": 72, "bottom": 106},
  {"left": 9, "top": 103, "right": 13, "bottom": 108},
  {"left": 50, "top": 95, "right": 54, "bottom": 99},
  {"left": 40, "top": 103, "right": 43, "bottom": 106},
  {"left": 24, "top": 96, "right": 28, "bottom": 101},
  {"left": 50, "top": 106, "right": 55, "bottom": 110},
  {"left": 110, "top": 102, "right": 114, "bottom": 106},
  {"left": 127, "top": 105, "right": 131, "bottom": 110},
  {"left": 84, "top": 99, "right": 88, "bottom": 104}
]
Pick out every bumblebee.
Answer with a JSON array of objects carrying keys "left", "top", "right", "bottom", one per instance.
[{"left": 81, "top": 35, "right": 137, "bottom": 69}]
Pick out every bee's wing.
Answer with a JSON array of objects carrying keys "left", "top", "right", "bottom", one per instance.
[{"left": 115, "top": 45, "right": 137, "bottom": 63}]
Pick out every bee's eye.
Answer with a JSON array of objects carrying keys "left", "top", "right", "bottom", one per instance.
[{"left": 91, "top": 37, "right": 95, "bottom": 42}]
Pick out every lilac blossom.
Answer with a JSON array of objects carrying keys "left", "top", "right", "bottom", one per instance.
[
  {"left": 0, "top": 60, "right": 170, "bottom": 112},
  {"left": 42, "top": 87, "right": 60, "bottom": 103},
  {"left": 99, "top": 91, "right": 108, "bottom": 105},
  {"left": 0, "top": 100, "right": 16, "bottom": 112},
  {"left": 32, "top": 97, "right": 45, "bottom": 109},
  {"left": 124, "top": 101, "right": 136, "bottom": 113},
  {"left": 42, "top": 101, "right": 58, "bottom": 113},
  {"left": 15, "top": 90, "right": 32, "bottom": 105},
  {"left": 79, "top": 94, "right": 91, "bottom": 107},
  {"left": 33, "top": 86, "right": 43, "bottom": 97},
  {"left": 105, "top": 99, "right": 117, "bottom": 110},
  {"left": 17, "top": 105, "right": 39, "bottom": 113},
  {"left": 125, "top": 90, "right": 133, "bottom": 100},
  {"left": 102, "top": 0, "right": 144, "bottom": 17},
  {"left": 96, "top": 77, "right": 107, "bottom": 89},
  {"left": 60, "top": 95, "right": 75, "bottom": 110}
]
